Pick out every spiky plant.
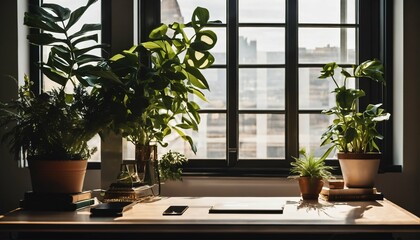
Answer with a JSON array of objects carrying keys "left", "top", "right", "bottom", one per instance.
[{"left": 290, "top": 148, "right": 334, "bottom": 179}]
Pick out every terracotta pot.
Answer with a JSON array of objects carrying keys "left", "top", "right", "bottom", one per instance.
[
  {"left": 28, "top": 159, "right": 87, "bottom": 193},
  {"left": 298, "top": 177, "right": 324, "bottom": 200},
  {"left": 337, "top": 153, "right": 381, "bottom": 188}
]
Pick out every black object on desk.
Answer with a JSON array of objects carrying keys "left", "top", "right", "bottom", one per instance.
[
  {"left": 162, "top": 205, "right": 189, "bottom": 215},
  {"left": 90, "top": 202, "right": 137, "bottom": 217}
]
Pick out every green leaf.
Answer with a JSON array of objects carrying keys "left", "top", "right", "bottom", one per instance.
[
  {"left": 27, "top": 33, "right": 65, "bottom": 46},
  {"left": 32, "top": 5, "right": 62, "bottom": 22},
  {"left": 344, "top": 127, "right": 357, "bottom": 143},
  {"left": 72, "top": 34, "right": 99, "bottom": 46},
  {"left": 354, "top": 59, "right": 385, "bottom": 85},
  {"left": 191, "top": 88, "right": 208, "bottom": 102},
  {"left": 41, "top": 66, "right": 68, "bottom": 86},
  {"left": 183, "top": 67, "right": 209, "bottom": 89},
  {"left": 65, "top": 93, "right": 74, "bottom": 104},
  {"left": 76, "top": 54, "right": 103, "bottom": 66},
  {"left": 191, "top": 7, "right": 210, "bottom": 30},
  {"left": 142, "top": 41, "right": 164, "bottom": 50},
  {"left": 66, "top": 0, "right": 98, "bottom": 30},
  {"left": 191, "top": 30, "right": 217, "bottom": 51},
  {"left": 24, "top": 12, "right": 64, "bottom": 33},
  {"left": 319, "top": 62, "right": 338, "bottom": 79},
  {"left": 149, "top": 24, "right": 168, "bottom": 39},
  {"left": 341, "top": 69, "right": 351, "bottom": 78},
  {"left": 335, "top": 88, "right": 365, "bottom": 110},
  {"left": 41, "top": 3, "right": 71, "bottom": 21},
  {"left": 69, "top": 24, "right": 102, "bottom": 40},
  {"left": 84, "top": 67, "right": 122, "bottom": 84}
]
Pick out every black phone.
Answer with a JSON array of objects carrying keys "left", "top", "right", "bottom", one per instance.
[{"left": 162, "top": 205, "right": 189, "bottom": 215}]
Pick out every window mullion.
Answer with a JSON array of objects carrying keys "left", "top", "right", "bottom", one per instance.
[
  {"left": 227, "top": 0, "right": 239, "bottom": 167},
  {"left": 285, "top": 0, "right": 299, "bottom": 163}
]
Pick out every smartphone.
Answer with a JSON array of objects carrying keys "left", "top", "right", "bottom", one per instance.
[{"left": 162, "top": 205, "right": 189, "bottom": 215}]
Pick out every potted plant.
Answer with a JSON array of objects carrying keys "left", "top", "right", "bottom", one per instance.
[
  {"left": 159, "top": 150, "right": 188, "bottom": 182},
  {"left": 0, "top": 0, "right": 107, "bottom": 193},
  {"left": 91, "top": 7, "right": 218, "bottom": 186},
  {"left": 319, "top": 59, "right": 391, "bottom": 188},
  {"left": 290, "top": 149, "right": 334, "bottom": 200}
]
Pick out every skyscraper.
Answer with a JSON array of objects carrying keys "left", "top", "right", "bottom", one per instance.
[{"left": 161, "top": 0, "right": 184, "bottom": 24}]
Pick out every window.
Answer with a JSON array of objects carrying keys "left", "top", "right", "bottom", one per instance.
[
  {"left": 156, "top": 0, "right": 396, "bottom": 174},
  {"left": 31, "top": 0, "right": 397, "bottom": 173}
]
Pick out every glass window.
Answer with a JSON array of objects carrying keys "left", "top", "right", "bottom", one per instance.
[{"left": 34, "top": 0, "right": 390, "bottom": 173}]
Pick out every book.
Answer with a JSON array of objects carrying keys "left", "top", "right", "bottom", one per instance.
[
  {"left": 20, "top": 198, "right": 95, "bottom": 211},
  {"left": 90, "top": 201, "right": 138, "bottom": 217},
  {"left": 103, "top": 185, "right": 155, "bottom": 202},
  {"left": 320, "top": 187, "right": 384, "bottom": 201},
  {"left": 209, "top": 202, "right": 284, "bottom": 214},
  {"left": 23, "top": 190, "right": 92, "bottom": 204},
  {"left": 320, "top": 187, "right": 378, "bottom": 196},
  {"left": 319, "top": 192, "right": 384, "bottom": 201}
]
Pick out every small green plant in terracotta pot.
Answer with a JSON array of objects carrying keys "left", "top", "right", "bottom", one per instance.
[{"left": 290, "top": 149, "right": 334, "bottom": 200}]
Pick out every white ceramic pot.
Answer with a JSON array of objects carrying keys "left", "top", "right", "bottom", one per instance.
[{"left": 337, "top": 153, "right": 381, "bottom": 188}]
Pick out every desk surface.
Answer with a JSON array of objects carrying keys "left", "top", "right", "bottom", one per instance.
[{"left": 0, "top": 197, "right": 419, "bottom": 234}]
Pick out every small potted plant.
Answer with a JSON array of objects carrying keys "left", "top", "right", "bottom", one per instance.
[
  {"left": 290, "top": 149, "right": 334, "bottom": 200},
  {"left": 319, "top": 59, "right": 391, "bottom": 188},
  {"left": 0, "top": 0, "right": 107, "bottom": 193},
  {"left": 159, "top": 150, "right": 188, "bottom": 183}
]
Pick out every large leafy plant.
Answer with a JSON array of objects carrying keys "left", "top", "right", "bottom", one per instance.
[
  {"left": 93, "top": 7, "right": 219, "bottom": 153},
  {"left": 319, "top": 59, "right": 391, "bottom": 158},
  {"left": 0, "top": 0, "right": 108, "bottom": 161}
]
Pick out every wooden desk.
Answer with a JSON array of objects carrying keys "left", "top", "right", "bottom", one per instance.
[{"left": 0, "top": 197, "right": 419, "bottom": 239}]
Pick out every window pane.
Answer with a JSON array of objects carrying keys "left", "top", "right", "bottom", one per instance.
[
  {"left": 239, "top": 0, "right": 285, "bottom": 23},
  {"left": 123, "top": 114, "right": 226, "bottom": 160},
  {"left": 299, "top": 67, "right": 356, "bottom": 110},
  {"left": 299, "top": 28, "right": 356, "bottom": 64},
  {"left": 299, "top": 114, "right": 336, "bottom": 158},
  {"left": 239, "top": 28, "right": 285, "bottom": 64},
  {"left": 239, "top": 114, "right": 285, "bottom": 159},
  {"left": 162, "top": 0, "right": 226, "bottom": 24},
  {"left": 299, "top": 0, "right": 356, "bottom": 24},
  {"left": 190, "top": 69, "right": 226, "bottom": 109},
  {"left": 239, "top": 68, "right": 285, "bottom": 110}
]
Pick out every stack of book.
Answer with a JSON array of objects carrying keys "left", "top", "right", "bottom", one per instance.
[
  {"left": 103, "top": 185, "right": 156, "bottom": 202},
  {"left": 20, "top": 190, "right": 95, "bottom": 211},
  {"left": 319, "top": 187, "right": 384, "bottom": 201}
]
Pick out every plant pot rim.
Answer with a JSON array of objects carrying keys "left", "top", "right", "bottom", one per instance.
[
  {"left": 337, "top": 152, "right": 381, "bottom": 159},
  {"left": 27, "top": 159, "right": 87, "bottom": 162},
  {"left": 299, "top": 176, "right": 323, "bottom": 180}
]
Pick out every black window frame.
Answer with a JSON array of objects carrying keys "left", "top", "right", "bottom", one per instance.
[{"left": 29, "top": 0, "right": 399, "bottom": 174}]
